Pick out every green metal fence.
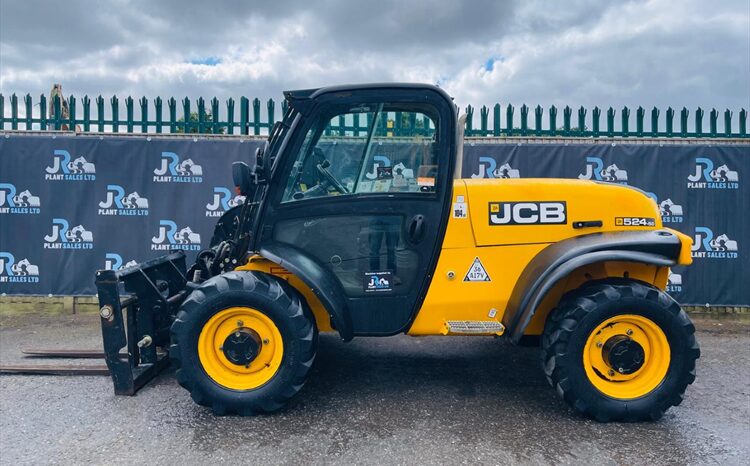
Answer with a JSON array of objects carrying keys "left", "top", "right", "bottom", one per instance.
[{"left": 0, "top": 93, "right": 747, "bottom": 138}]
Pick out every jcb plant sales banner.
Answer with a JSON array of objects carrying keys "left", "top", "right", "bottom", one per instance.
[{"left": 0, "top": 134, "right": 747, "bottom": 305}]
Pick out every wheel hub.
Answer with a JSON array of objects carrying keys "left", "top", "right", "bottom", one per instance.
[
  {"left": 602, "top": 335, "right": 645, "bottom": 375},
  {"left": 222, "top": 328, "right": 262, "bottom": 366}
]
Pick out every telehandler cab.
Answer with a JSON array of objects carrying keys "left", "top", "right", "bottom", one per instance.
[{"left": 95, "top": 83, "right": 699, "bottom": 421}]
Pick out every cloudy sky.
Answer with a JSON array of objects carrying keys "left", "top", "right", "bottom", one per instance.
[{"left": 1, "top": 0, "right": 748, "bottom": 117}]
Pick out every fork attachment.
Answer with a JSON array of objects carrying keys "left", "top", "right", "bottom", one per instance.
[{"left": 95, "top": 250, "right": 188, "bottom": 395}]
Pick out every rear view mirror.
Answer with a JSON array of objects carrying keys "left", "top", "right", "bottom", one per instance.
[{"left": 232, "top": 161, "right": 253, "bottom": 195}]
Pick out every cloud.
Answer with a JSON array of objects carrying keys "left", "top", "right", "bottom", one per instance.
[{"left": 0, "top": 0, "right": 748, "bottom": 116}]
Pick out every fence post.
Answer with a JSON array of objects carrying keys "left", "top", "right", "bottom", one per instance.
[
  {"left": 695, "top": 107, "right": 704, "bottom": 137},
  {"left": 666, "top": 107, "right": 674, "bottom": 137},
  {"left": 140, "top": 97, "right": 148, "bottom": 133},
  {"left": 155, "top": 97, "right": 163, "bottom": 134},
  {"left": 25, "top": 94, "right": 33, "bottom": 130},
  {"left": 182, "top": 97, "right": 191, "bottom": 133},
  {"left": 480, "top": 105, "right": 489, "bottom": 137},
  {"left": 740, "top": 109, "right": 747, "bottom": 137},
  {"left": 168, "top": 97, "right": 177, "bottom": 133},
  {"left": 563, "top": 105, "right": 571, "bottom": 136},
  {"left": 621, "top": 106, "right": 630, "bottom": 137},
  {"left": 68, "top": 95, "right": 76, "bottom": 131},
  {"left": 650, "top": 107, "right": 659, "bottom": 137},
  {"left": 110, "top": 95, "right": 119, "bottom": 133},
  {"left": 252, "top": 98, "right": 261, "bottom": 135},
  {"left": 339, "top": 112, "right": 346, "bottom": 136},
  {"left": 10, "top": 94, "right": 18, "bottom": 130},
  {"left": 577, "top": 106, "right": 587, "bottom": 136},
  {"left": 212, "top": 97, "right": 220, "bottom": 134},
  {"left": 506, "top": 104, "right": 514, "bottom": 136},
  {"left": 226, "top": 98, "right": 235, "bottom": 135},
  {"left": 680, "top": 107, "right": 689, "bottom": 137},
  {"left": 267, "top": 99, "right": 275, "bottom": 135},
  {"left": 709, "top": 108, "right": 718, "bottom": 137},
  {"left": 592, "top": 106, "right": 600, "bottom": 137},
  {"left": 353, "top": 112, "right": 361, "bottom": 137},
  {"left": 96, "top": 96, "right": 104, "bottom": 132},
  {"left": 197, "top": 97, "right": 206, "bottom": 134},
  {"left": 39, "top": 94, "right": 48, "bottom": 130},
  {"left": 82, "top": 95, "right": 91, "bottom": 132},
  {"left": 0, "top": 94, "right": 4, "bottom": 130},
  {"left": 520, "top": 104, "right": 529, "bottom": 136},
  {"left": 240, "top": 97, "right": 249, "bottom": 135},
  {"left": 493, "top": 103, "right": 501, "bottom": 136},
  {"left": 53, "top": 94, "right": 62, "bottom": 130},
  {"left": 549, "top": 105, "right": 557, "bottom": 136},
  {"left": 465, "top": 105, "right": 474, "bottom": 136},
  {"left": 606, "top": 107, "right": 615, "bottom": 137},
  {"left": 534, "top": 105, "right": 543, "bottom": 136},
  {"left": 723, "top": 109, "right": 732, "bottom": 137},
  {"left": 125, "top": 96, "right": 134, "bottom": 133},
  {"left": 636, "top": 106, "right": 644, "bottom": 137}
]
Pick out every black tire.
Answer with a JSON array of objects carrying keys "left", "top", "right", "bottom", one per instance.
[
  {"left": 541, "top": 279, "right": 700, "bottom": 422},
  {"left": 170, "top": 271, "right": 317, "bottom": 415}
]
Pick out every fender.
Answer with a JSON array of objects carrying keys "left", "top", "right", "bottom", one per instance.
[
  {"left": 259, "top": 241, "right": 353, "bottom": 341},
  {"left": 503, "top": 229, "right": 687, "bottom": 344}
]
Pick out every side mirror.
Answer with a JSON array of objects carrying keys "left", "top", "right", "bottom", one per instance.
[{"left": 232, "top": 161, "right": 253, "bottom": 195}]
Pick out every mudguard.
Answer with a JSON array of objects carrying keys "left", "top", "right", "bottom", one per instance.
[
  {"left": 503, "top": 229, "right": 687, "bottom": 344},
  {"left": 259, "top": 241, "right": 353, "bottom": 341}
]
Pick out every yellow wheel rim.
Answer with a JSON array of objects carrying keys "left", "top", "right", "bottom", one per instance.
[
  {"left": 198, "top": 307, "right": 283, "bottom": 390},
  {"left": 583, "top": 314, "right": 670, "bottom": 399}
]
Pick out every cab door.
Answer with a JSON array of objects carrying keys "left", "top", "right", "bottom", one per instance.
[{"left": 258, "top": 86, "right": 456, "bottom": 335}]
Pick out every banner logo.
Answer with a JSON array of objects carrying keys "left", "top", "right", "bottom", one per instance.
[
  {"left": 151, "top": 220, "right": 201, "bottom": 251},
  {"left": 153, "top": 152, "right": 203, "bottom": 183},
  {"left": 471, "top": 157, "right": 521, "bottom": 179},
  {"left": 666, "top": 270, "right": 682, "bottom": 294},
  {"left": 0, "top": 252, "right": 40, "bottom": 283},
  {"left": 44, "top": 149, "right": 96, "bottom": 181},
  {"left": 578, "top": 157, "right": 628, "bottom": 183},
  {"left": 691, "top": 227, "right": 739, "bottom": 259},
  {"left": 205, "top": 187, "right": 244, "bottom": 217},
  {"left": 104, "top": 253, "right": 138, "bottom": 271},
  {"left": 43, "top": 218, "right": 94, "bottom": 249},
  {"left": 687, "top": 158, "right": 739, "bottom": 189},
  {"left": 658, "top": 198, "right": 684, "bottom": 224},
  {"left": 98, "top": 185, "right": 149, "bottom": 216},
  {"left": 0, "top": 183, "right": 41, "bottom": 214},
  {"left": 489, "top": 201, "right": 566, "bottom": 225}
]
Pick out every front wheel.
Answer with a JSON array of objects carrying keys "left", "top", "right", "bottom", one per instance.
[
  {"left": 170, "top": 271, "right": 317, "bottom": 415},
  {"left": 541, "top": 279, "right": 700, "bottom": 422}
]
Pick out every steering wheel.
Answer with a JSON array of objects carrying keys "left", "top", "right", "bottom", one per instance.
[{"left": 316, "top": 161, "right": 349, "bottom": 194}]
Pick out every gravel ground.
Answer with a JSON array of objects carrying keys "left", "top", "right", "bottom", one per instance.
[{"left": 0, "top": 312, "right": 748, "bottom": 466}]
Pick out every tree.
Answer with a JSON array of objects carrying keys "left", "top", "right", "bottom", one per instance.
[{"left": 176, "top": 112, "right": 225, "bottom": 134}]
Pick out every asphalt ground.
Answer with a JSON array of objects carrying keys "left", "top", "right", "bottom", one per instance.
[{"left": 0, "top": 311, "right": 748, "bottom": 466}]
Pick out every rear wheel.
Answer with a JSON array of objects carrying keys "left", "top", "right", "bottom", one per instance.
[
  {"left": 541, "top": 279, "right": 699, "bottom": 422},
  {"left": 170, "top": 271, "right": 317, "bottom": 415}
]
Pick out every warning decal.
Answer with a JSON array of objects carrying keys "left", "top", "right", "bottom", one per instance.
[{"left": 464, "top": 257, "right": 491, "bottom": 282}]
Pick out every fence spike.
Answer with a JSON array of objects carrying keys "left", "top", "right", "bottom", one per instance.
[
  {"left": 506, "top": 104, "right": 514, "bottom": 136},
  {"left": 680, "top": 107, "right": 689, "bottom": 137},
  {"left": 650, "top": 106, "right": 659, "bottom": 137},
  {"left": 534, "top": 105, "right": 543, "bottom": 136},
  {"left": 96, "top": 95, "right": 104, "bottom": 132},
  {"left": 549, "top": 105, "right": 557, "bottom": 136},
  {"left": 25, "top": 93, "right": 33, "bottom": 130},
  {"left": 709, "top": 108, "right": 718, "bottom": 137},
  {"left": 592, "top": 106, "right": 601, "bottom": 137},
  {"left": 636, "top": 106, "right": 645, "bottom": 137},
  {"left": 520, "top": 104, "right": 529, "bottom": 135},
  {"left": 155, "top": 97, "right": 163, "bottom": 134},
  {"left": 723, "top": 109, "right": 732, "bottom": 137},
  {"left": 226, "top": 97, "right": 235, "bottom": 135},
  {"left": 82, "top": 95, "right": 91, "bottom": 132},
  {"left": 140, "top": 96, "right": 148, "bottom": 133},
  {"left": 695, "top": 107, "right": 704, "bottom": 137},
  {"left": 563, "top": 105, "right": 572, "bottom": 136},
  {"left": 493, "top": 103, "right": 501, "bottom": 136}
]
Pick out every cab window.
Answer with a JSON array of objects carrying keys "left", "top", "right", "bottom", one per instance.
[{"left": 281, "top": 103, "right": 439, "bottom": 203}]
